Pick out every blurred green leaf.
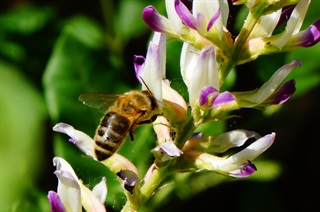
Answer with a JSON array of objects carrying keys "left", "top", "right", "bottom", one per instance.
[
  {"left": 0, "top": 5, "right": 55, "bottom": 62},
  {"left": 0, "top": 5, "right": 54, "bottom": 34},
  {"left": 116, "top": 1, "right": 149, "bottom": 39},
  {"left": 286, "top": 44, "right": 320, "bottom": 97},
  {"left": 42, "top": 15, "right": 130, "bottom": 125},
  {"left": 0, "top": 60, "right": 47, "bottom": 211}
]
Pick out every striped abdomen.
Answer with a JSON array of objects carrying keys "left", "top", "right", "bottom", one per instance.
[{"left": 94, "top": 112, "right": 131, "bottom": 161}]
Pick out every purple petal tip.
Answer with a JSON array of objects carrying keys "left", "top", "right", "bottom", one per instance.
[
  {"left": 230, "top": 161, "right": 257, "bottom": 178},
  {"left": 48, "top": 191, "right": 65, "bottom": 212},
  {"left": 199, "top": 86, "right": 218, "bottom": 106},
  {"left": 300, "top": 19, "right": 320, "bottom": 47}
]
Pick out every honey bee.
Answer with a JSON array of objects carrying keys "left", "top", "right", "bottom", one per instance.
[{"left": 79, "top": 89, "right": 160, "bottom": 161}]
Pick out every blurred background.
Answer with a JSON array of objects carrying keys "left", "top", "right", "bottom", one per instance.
[{"left": 0, "top": 0, "right": 319, "bottom": 211}]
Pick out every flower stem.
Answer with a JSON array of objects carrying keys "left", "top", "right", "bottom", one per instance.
[
  {"left": 140, "top": 162, "right": 173, "bottom": 202},
  {"left": 127, "top": 116, "right": 195, "bottom": 210},
  {"left": 175, "top": 116, "right": 196, "bottom": 149}
]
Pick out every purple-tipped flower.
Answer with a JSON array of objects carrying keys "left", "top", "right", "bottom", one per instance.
[
  {"left": 235, "top": 60, "right": 301, "bottom": 107},
  {"left": 52, "top": 123, "right": 96, "bottom": 159},
  {"left": 180, "top": 133, "right": 275, "bottom": 177},
  {"left": 288, "top": 19, "right": 320, "bottom": 48},
  {"left": 211, "top": 132, "right": 275, "bottom": 177},
  {"left": 48, "top": 157, "right": 107, "bottom": 212},
  {"left": 134, "top": 32, "right": 166, "bottom": 104},
  {"left": 181, "top": 44, "right": 219, "bottom": 107},
  {"left": 142, "top": 6, "right": 177, "bottom": 37}
]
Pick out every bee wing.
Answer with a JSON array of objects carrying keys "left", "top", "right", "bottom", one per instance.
[{"left": 79, "top": 92, "right": 123, "bottom": 113}]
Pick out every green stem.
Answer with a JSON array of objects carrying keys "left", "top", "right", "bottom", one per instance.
[
  {"left": 132, "top": 117, "right": 195, "bottom": 208},
  {"left": 175, "top": 116, "right": 196, "bottom": 149},
  {"left": 221, "top": 4, "right": 266, "bottom": 81},
  {"left": 121, "top": 184, "right": 142, "bottom": 212},
  {"left": 233, "top": 6, "right": 265, "bottom": 60},
  {"left": 140, "top": 163, "right": 172, "bottom": 202}
]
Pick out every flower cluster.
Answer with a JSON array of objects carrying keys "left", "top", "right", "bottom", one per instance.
[{"left": 48, "top": 0, "right": 319, "bottom": 211}]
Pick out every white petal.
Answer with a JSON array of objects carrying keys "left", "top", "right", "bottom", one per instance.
[
  {"left": 193, "top": 0, "right": 228, "bottom": 38},
  {"left": 91, "top": 177, "right": 107, "bottom": 203},
  {"left": 53, "top": 157, "right": 82, "bottom": 212},
  {"left": 142, "top": 32, "right": 166, "bottom": 103},
  {"left": 53, "top": 157, "right": 79, "bottom": 183},
  {"left": 180, "top": 43, "right": 199, "bottom": 88},
  {"left": 81, "top": 183, "right": 106, "bottom": 212},
  {"left": 252, "top": 10, "right": 281, "bottom": 37},
  {"left": 188, "top": 45, "right": 218, "bottom": 106},
  {"left": 153, "top": 140, "right": 183, "bottom": 157},
  {"left": 212, "top": 130, "right": 260, "bottom": 153},
  {"left": 165, "top": 0, "right": 182, "bottom": 33},
  {"left": 225, "top": 132, "right": 275, "bottom": 164},
  {"left": 53, "top": 123, "right": 95, "bottom": 159}
]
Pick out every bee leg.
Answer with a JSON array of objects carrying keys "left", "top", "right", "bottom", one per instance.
[
  {"left": 129, "top": 130, "right": 135, "bottom": 141},
  {"left": 138, "top": 113, "right": 163, "bottom": 125}
]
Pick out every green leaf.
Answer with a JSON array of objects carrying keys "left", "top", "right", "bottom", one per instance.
[
  {"left": 116, "top": 1, "right": 149, "bottom": 38},
  {"left": 0, "top": 5, "right": 54, "bottom": 34}
]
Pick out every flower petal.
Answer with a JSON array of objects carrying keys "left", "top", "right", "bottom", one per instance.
[
  {"left": 228, "top": 160, "right": 257, "bottom": 178},
  {"left": 293, "top": 19, "right": 320, "bottom": 47},
  {"left": 53, "top": 157, "right": 82, "bottom": 212},
  {"left": 53, "top": 123, "right": 95, "bottom": 159},
  {"left": 184, "top": 45, "right": 219, "bottom": 107},
  {"left": 271, "top": 0, "right": 311, "bottom": 48},
  {"left": 199, "top": 86, "right": 218, "bottom": 106},
  {"left": 80, "top": 183, "right": 106, "bottom": 212},
  {"left": 193, "top": 0, "right": 228, "bottom": 38},
  {"left": 251, "top": 10, "right": 281, "bottom": 38},
  {"left": 236, "top": 60, "right": 301, "bottom": 106},
  {"left": 211, "top": 130, "right": 260, "bottom": 153},
  {"left": 264, "top": 79, "right": 296, "bottom": 105},
  {"left": 143, "top": 6, "right": 177, "bottom": 36},
  {"left": 183, "top": 129, "right": 260, "bottom": 153},
  {"left": 133, "top": 55, "right": 145, "bottom": 83},
  {"left": 175, "top": 0, "right": 197, "bottom": 30},
  {"left": 207, "top": 8, "right": 220, "bottom": 32},
  {"left": 140, "top": 32, "right": 166, "bottom": 103},
  {"left": 91, "top": 177, "right": 107, "bottom": 203},
  {"left": 165, "top": 0, "right": 183, "bottom": 33},
  {"left": 226, "top": 132, "right": 276, "bottom": 164},
  {"left": 210, "top": 91, "right": 236, "bottom": 107},
  {"left": 152, "top": 140, "right": 183, "bottom": 163},
  {"left": 48, "top": 191, "right": 66, "bottom": 212},
  {"left": 116, "top": 170, "right": 139, "bottom": 196}
]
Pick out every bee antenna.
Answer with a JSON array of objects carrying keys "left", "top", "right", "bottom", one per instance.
[
  {"left": 139, "top": 77, "right": 167, "bottom": 107},
  {"left": 140, "top": 77, "right": 152, "bottom": 92}
]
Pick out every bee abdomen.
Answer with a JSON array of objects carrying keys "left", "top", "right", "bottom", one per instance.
[{"left": 94, "top": 112, "right": 131, "bottom": 161}]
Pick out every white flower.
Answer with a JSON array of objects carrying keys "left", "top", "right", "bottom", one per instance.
[{"left": 48, "top": 157, "right": 107, "bottom": 212}]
